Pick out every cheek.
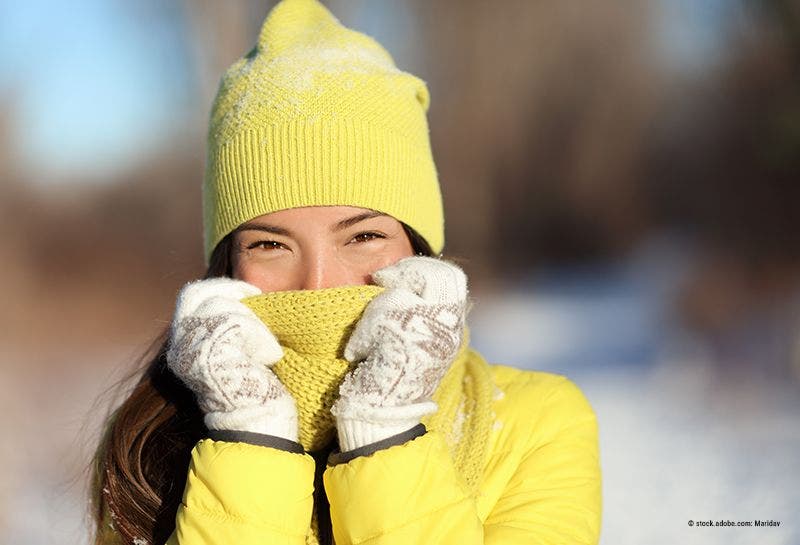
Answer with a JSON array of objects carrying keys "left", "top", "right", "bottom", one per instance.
[
  {"left": 364, "top": 242, "right": 415, "bottom": 278},
  {"left": 232, "top": 261, "right": 284, "bottom": 293},
  {"left": 386, "top": 235, "right": 416, "bottom": 262}
]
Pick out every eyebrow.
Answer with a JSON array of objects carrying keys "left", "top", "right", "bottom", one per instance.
[
  {"left": 333, "top": 210, "right": 389, "bottom": 231},
  {"left": 235, "top": 210, "right": 388, "bottom": 237}
]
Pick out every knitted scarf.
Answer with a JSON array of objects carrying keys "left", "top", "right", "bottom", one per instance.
[{"left": 241, "top": 285, "right": 495, "bottom": 545}]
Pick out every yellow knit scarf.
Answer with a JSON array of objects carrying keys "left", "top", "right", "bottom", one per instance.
[{"left": 241, "top": 285, "right": 495, "bottom": 545}]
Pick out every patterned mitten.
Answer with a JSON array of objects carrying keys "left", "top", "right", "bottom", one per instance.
[
  {"left": 331, "top": 256, "right": 469, "bottom": 451},
  {"left": 166, "top": 278, "right": 299, "bottom": 442}
]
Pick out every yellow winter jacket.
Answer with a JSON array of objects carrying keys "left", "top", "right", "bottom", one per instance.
[{"left": 165, "top": 362, "right": 602, "bottom": 545}]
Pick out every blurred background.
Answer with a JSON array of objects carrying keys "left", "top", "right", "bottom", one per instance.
[{"left": 1, "top": 0, "right": 799, "bottom": 543}]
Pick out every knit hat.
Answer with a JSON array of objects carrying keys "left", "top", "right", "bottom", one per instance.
[{"left": 202, "top": 0, "right": 443, "bottom": 263}]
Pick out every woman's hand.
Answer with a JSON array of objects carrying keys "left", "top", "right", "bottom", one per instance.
[
  {"left": 166, "top": 277, "right": 299, "bottom": 442},
  {"left": 331, "top": 256, "right": 469, "bottom": 451}
]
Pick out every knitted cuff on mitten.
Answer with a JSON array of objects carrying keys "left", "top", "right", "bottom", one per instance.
[
  {"left": 332, "top": 400, "right": 437, "bottom": 452},
  {"left": 204, "top": 395, "right": 299, "bottom": 443}
]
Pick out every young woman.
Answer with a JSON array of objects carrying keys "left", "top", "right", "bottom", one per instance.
[{"left": 91, "top": 1, "right": 602, "bottom": 544}]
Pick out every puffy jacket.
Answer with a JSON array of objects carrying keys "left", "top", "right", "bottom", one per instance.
[{"left": 165, "top": 364, "right": 602, "bottom": 545}]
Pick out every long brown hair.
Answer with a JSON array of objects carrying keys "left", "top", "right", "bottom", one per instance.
[{"left": 90, "top": 224, "right": 433, "bottom": 544}]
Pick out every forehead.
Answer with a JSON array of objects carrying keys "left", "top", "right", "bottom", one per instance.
[
  {"left": 255, "top": 205, "right": 388, "bottom": 223},
  {"left": 239, "top": 206, "right": 400, "bottom": 230},
  {"left": 235, "top": 206, "right": 401, "bottom": 238}
]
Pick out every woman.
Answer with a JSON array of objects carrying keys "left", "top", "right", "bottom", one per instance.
[{"left": 91, "top": 1, "right": 602, "bottom": 544}]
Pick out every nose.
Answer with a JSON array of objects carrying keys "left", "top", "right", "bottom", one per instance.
[{"left": 299, "top": 250, "right": 359, "bottom": 290}]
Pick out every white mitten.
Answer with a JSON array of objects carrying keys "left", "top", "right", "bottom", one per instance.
[
  {"left": 166, "top": 277, "right": 299, "bottom": 442},
  {"left": 331, "top": 256, "right": 469, "bottom": 451}
]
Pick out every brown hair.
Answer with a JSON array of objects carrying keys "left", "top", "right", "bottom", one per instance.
[{"left": 90, "top": 224, "right": 433, "bottom": 544}]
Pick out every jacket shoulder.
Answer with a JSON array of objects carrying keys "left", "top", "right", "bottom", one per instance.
[
  {"left": 489, "top": 364, "right": 598, "bottom": 452},
  {"left": 477, "top": 364, "right": 602, "bottom": 542}
]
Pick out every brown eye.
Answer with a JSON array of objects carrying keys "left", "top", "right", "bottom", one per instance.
[
  {"left": 351, "top": 232, "right": 385, "bottom": 244},
  {"left": 247, "top": 240, "right": 286, "bottom": 250}
]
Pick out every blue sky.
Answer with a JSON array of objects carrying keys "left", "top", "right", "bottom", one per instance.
[
  {"left": 0, "top": 0, "right": 193, "bottom": 180},
  {"left": 0, "top": 0, "right": 740, "bottom": 184},
  {"left": 655, "top": 0, "right": 744, "bottom": 72}
]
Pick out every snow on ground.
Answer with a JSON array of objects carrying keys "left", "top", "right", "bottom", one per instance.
[
  {"left": 0, "top": 347, "right": 130, "bottom": 545},
  {"left": 580, "top": 363, "right": 799, "bottom": 545}
]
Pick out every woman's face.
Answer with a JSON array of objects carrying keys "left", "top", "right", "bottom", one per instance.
[{"left": 231, "top": 205, "right": 415, "bottom": 293}]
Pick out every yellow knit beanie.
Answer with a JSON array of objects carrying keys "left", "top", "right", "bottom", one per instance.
[{"left": 203, "top": 0, "right": 443, "bottom": 263}]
